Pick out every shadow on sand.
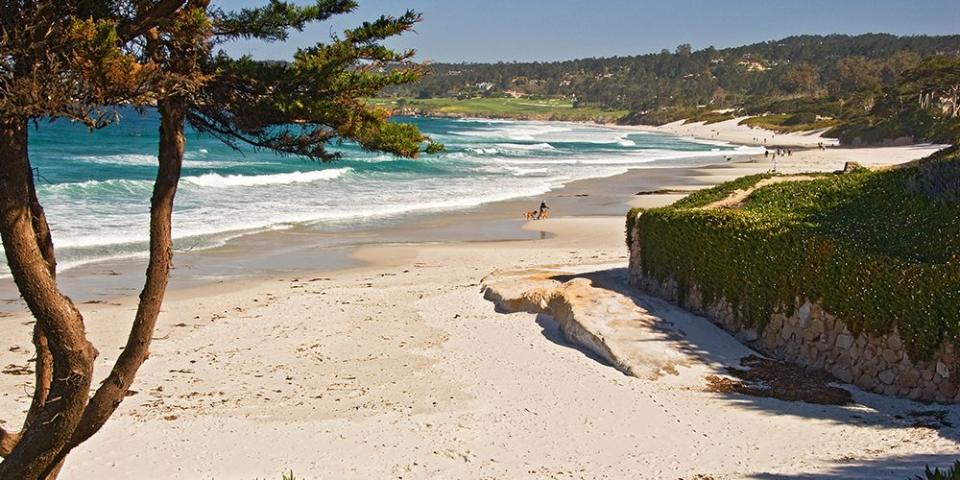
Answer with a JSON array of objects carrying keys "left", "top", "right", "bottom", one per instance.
[
  {"left": 534, "top": 313, "right": 615, "bottom": 369},
  {"left": 747, "top": 453, "right": 958, "bottom": 479},
  {"left": 546, "top": 267, "right": 960, "bottom": 449}
]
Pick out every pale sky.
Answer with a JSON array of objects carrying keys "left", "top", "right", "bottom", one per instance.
[{"left": 215, "top": 0, "right": 960, "bottom": 63}]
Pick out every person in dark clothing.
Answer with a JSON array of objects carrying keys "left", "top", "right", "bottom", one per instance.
[{"left": 537, "top": 201, "right": 549, "bottom": 219}]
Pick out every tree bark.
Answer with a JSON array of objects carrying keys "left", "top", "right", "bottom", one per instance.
[
  {"left": 41, "top": 97, "right": 187, "bottom": 475},
  {"left": 0, "top": 430, "right": 19, "bottom": 458},
  {"left": 0, "top": 159, "right": 55, "bottom": 461},
  {"left": 0, "top": 118, "right": 97, "bottom": 480},
  {"left": 23, "top": 153, "right": 57, "bottom": 437},
  {"left": 2, "top": 99, "right": 186, "bottom": 479},
  {"left": 23, "top": 325, "right": 54, "bottom": 430}
]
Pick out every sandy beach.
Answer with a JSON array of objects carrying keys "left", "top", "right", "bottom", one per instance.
[
  {"left": 1, "top": 121, "right": 956, "bottom": 479},
  {"left": 623, "top": 117, "right": 841, "bottom": 149}
]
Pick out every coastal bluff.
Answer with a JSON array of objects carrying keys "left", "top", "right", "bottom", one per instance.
[
  {"left": 626, "top": 252, "right": 959, "bottom": 403},
  {"left": 625, "top": 153, "right": 960, "bottom": 403}
]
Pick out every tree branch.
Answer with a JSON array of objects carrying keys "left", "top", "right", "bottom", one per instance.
[
  {"left": 57, "top": 96, "right": 186, "bottom": 460},
  {"left": 212, "top": 0, "right": 356, "bottom": 41},
  {"left": 118, "top": 0, "right": 189, "bottom": 42},
  {"left": 24, "top": 152, "right": 56, "bottom": 430},
  {"left": 0, "top": 118, "right": 97, "bottom": 480}
]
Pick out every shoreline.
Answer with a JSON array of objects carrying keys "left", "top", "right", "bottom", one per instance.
[
  {"left": 0, "top": 127, "right": 941, "bottom": 311},
  {"left": 0, "top": 122, "right": 768, "bottom": 309},
  {"left": 0, "top": 114, "right": 832, "bottom": 303},
  {"left": 0, "top": 155, "right": 725, "bottom": 310},
  {"left": 390, "top": 109, "right": 838, "bottom": 148}
]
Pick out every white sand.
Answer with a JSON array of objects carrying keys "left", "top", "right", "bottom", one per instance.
[
  {"left": 1, "top": 137, "right": 957, "bottom": 479},
  {"left": 628, "top": 144, "right": 947, "bottom": 209},
  {"left": 625, "top": 117, "right": 840, "bottom": 148}
]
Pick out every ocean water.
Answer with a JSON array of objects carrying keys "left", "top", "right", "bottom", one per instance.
[{"left": 11, "top": 110, "right": 761, "bottom": 274}]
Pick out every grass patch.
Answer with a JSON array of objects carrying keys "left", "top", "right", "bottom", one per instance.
[
  {"left": 368, "top": 97, "right": 628, "bottom": 122},
  {"left": 670, "top": 174, "right": 773, "bottom": 209},
  {"left": 631, "top": 146, "right": 960, "bottom": 360}
]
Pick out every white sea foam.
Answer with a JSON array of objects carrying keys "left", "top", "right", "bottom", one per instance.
[
  {"left": 490, "top": 146, "right": 761, "bottom": 166},
  {"left": 74, "top": 154, "right": 157, "bottom": 166},
  {"left": 467, "top": 147, "right": 500, "bottom": 155},
  {"left": 42, "top": 178, "right": 154, "bottom": 194},
  {"left": 455, "top": 123, "right": 573, "bottom": 141},
  {"left": 502, "top": 166, "right": 549, "bottom": 176},
  {"left": 476, "top": 162, "right": 550, "bottom": 177},
  {"left": 465, "top": 143, "right": 557, "bottom": 156},
  {"left": 10, "top": 118, "right": 762, "bottom": 277},
  {"left": 183, "top": 168, "right": 351, "bottom": 188},
  {"left": 495, "top": 142, "right": 555, "bottom": 151},
  {"left": 453, "top": 117, "right": 515, "bottom": 124},
  {"left": 75, "top": 152, "right": 244, "bottom": 168}
]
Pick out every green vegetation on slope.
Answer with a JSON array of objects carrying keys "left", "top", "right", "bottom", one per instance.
[
  {"left": 391, "top": 34, "right": 960, "bottom": 112},
  {"left": 914, "top": 461, "right": 960, "bottom": 480},
  {"left": 384, "top": 34, "right": 960, "bottom": 143},
  {"left": 827, "top": 55, "right": 960, "bottom": 145},
  {"left": 738, "top": 113, "right": 841, "bottom": 133},
  {"left": 368, "top": 97, "right": 627, "bottom": 122},
  {"left": 632, "top": 147, "right": 960, "bottom": 360}
]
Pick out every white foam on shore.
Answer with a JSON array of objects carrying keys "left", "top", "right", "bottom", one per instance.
[
  {"left": 455, "top": 123, "right": 574, "bottom": 141},
  {"left": 75, "top": 153, "right": 242, "bottom": 168},
  {"left": 183, "top": 168, "right": 352, "bottom": 187},
  {"left": 13, "top": 119, "right": 761, "bottom": 276}
]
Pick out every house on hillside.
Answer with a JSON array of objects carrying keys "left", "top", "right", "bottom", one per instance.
[{"left": 737, "top": 60, "right": 768, "bottom": 72}]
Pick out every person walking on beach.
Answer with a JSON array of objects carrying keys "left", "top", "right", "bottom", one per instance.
[{"left": 537, "top": 200, "right": 549, "bottom": 220}]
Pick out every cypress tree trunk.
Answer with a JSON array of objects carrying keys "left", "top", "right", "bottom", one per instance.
[
  {"left": 0, "top": 154, "right": 56, "bottom": 463},
  {"left": 0, "top": 118, "right": 97, "bottom": 480},
  {"left": 36, "top": 97, "right": 187, "bottom": 479},
  {"left": 67, "top": 96, "right": 185, "bottom": 446},
  {"left": 23, "top": 154, "right": 58, "bottom": 466}
]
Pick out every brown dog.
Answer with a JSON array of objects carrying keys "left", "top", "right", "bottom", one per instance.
[{"left": 524, "top": 210, "right": 550, "bottom": 220}]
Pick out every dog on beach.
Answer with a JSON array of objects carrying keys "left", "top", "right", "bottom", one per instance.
[{"left": 524, "top": 210, "right": 550, "bottom": 220}]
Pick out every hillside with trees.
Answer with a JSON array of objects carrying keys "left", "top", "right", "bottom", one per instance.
[{"left": 385, "top": 34, "right": 960, "bottom": 144}]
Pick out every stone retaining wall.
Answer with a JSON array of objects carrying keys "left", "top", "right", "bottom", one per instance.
[{"left": 628, "top": 230, "right": 960, "bottom": 404}]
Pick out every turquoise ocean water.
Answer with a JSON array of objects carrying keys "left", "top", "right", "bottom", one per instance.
[{"left": 12, "top": 110, "right": 761, "bottom": 274}]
